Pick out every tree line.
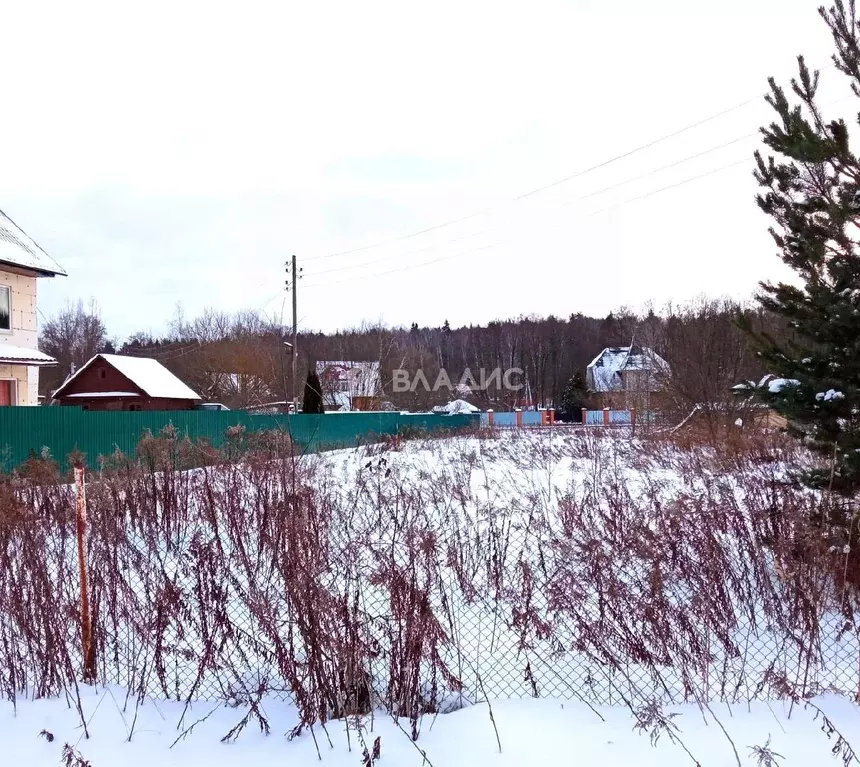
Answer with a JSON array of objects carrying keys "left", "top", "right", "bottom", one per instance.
[{"left": 37, "top": 296, "right": 785, "bottom": 424}]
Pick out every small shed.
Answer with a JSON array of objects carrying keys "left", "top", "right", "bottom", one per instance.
[{"left": 52, "top": 354, "right": 201, "bottom": 411}]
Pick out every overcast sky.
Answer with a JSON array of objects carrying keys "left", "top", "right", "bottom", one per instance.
[{"left": 0, "top": 0, "right": 848, "bottom": 340}]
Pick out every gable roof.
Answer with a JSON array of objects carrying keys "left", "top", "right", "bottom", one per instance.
[
  {"left": 586, "top": 346, "right": 670, "bottom": 392},
  {"left": 0, "top": 209, "right": 67, "bottom": 277},
  {"left": 53, "top": 354, "right": 201, "bottom": 400}
]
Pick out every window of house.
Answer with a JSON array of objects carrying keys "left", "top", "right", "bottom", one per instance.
[
  {"left": 0, "top": 286, "right": 10, "bottom": 332},
  {"left": 98, "top": 368, "right": 107, "bottom": 379}
]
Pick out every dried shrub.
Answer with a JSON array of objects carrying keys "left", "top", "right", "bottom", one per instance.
[{"left": 0, "top": 425, "right": 857, "bottom": 747}]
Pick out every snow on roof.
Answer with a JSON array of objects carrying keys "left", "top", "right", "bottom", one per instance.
[
  {"left": 434, "top": 399, "right": 480, "bottom": 414},
  {"left": 586, "top": 346, "right": 670, "bottom": 392},
  {"left": 0, "top": 343, "right": 57, "bottom": 366},
  {"left": 54, "top": 354, "right": 201, "bottom": 400},
  {"left": 0, "top": 209, "right": 67, "bottom": 276}
]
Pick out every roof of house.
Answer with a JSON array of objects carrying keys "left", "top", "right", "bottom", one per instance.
[
  {"left": 0, "top": 343, "right": 57, "bottom": 366},
  {"left": 53, "top": 354, "right": 201, "bottom": 400},
  {"left": 586, "top": 346, "right": 670, "bottom": 392},
  {"left": 0, "top": 209, "right": 67, "bottom": 277}
]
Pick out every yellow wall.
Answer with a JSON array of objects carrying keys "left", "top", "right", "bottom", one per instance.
[{"left": 0, "top": 363, "right": 37, "bottom": 405}]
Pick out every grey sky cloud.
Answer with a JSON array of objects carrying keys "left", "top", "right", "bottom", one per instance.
[{"left": 0, "top": 0, "right": 841, "bottom": 339}]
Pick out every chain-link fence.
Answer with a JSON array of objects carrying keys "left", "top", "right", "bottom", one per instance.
[{"left": 2, "top": 429, "right": 859, "bottom": 711}]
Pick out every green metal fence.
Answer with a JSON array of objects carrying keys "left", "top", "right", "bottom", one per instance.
[{"left": 0, "top": 407, "right": 480, "bottom": 472}]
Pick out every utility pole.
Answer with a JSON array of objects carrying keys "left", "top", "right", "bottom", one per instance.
[{"left": 290, "top": 255, "right": 299, "bottom": 413}]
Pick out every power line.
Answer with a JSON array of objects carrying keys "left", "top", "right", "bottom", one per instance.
[
  {"left": 303, "top": 63, "right": 844, "bottom": 266},
  {"left": 511, "top": 99, "right": 760, "bottom": 203},
  {"left": 587, "top": 156, "right": 750, "bottom": 215},
  {"left": 301, "top": 244, "right": 496, "bottom": 289},
  {"left": 303, "top": 231, "right": 485, "bottom": 279},
  {"left": 564, "top": 134, "right": 756, "bottom": 205},
  {"left": 302, "top": 134, "right": 757, "bottom": 282},
  {"left": 305, "top": 95, "right": 768, "bottom": 264},
  {"left": 301, "top": 154, "right": 752, "bottom": 292},
  {"left": 300, "top": 90, "right": 854, "bottom": 284}
]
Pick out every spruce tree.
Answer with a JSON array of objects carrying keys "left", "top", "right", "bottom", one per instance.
[
  {"left": 301, "top": 370, "right": 325, "bottom": 414},
  {"left": 748, "top": 2, "right": 860, "bottom": 494},
  {"left": 559, "top": 371, "right": 588, "bottom": 422}
]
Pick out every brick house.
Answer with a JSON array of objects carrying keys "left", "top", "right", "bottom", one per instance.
[{"left": 0, "top": 209, "right": 66, "bottom": 406}]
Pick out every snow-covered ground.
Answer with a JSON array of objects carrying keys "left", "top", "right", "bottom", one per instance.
[
  {"left": 7, "top": 684, "right": 859, "bottom": 766},
  {"left": 5, "top": 428, "right": 860, "bottom": 765},
  {"left": 9, "top": 429, "right": 857, "bottom": 706}
]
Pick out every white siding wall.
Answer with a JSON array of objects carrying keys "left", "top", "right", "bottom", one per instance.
[{"left": 0, "top": 268, "right": 40, "bottom": 405}]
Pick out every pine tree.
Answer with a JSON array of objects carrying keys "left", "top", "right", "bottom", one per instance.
[
  {"left": 747, "top": 2, "right": 860, "bottom": 494},
  {"left": 559, "top": 371, "right": 588, "bottom": 422},
  {"left": 301, "top": 370, "right": 324, "bottom": 414},
  {"left": 441, "top": 319, "right": 452, "bottom": 369}
]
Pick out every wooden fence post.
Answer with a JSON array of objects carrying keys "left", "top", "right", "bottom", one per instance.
[
  {"left": 603, "top": 408, "right": 610, "bottom": 427},
  {"left": 515, "top": 408, "right": 523, "bottom": 428},
  {"left": 581, "top": 407, "right": 587, "bottom": 425},
  {"left": 549, "top": 408, "right": 555, "bottom": 425},
  {"left": 74, "top": 461, "right": 96, "bottom": 683},
  {"left": 487, "top": 409, "right": 494, "bottom": 426}
]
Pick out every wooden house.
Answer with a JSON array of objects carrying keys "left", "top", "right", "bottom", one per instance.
[{"left": 52, "top": 353, "right": 201, "bottom": 411}]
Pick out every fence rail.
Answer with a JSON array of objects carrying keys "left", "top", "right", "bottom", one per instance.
[{"left": 0, "top": 408, "right": 480, "bottom": 472}]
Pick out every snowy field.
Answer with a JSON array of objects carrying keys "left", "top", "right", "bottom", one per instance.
[
  {"left": 4, "top": 427, "right": 860, "bottom": 765},
  {"left": 6, "top": 684, "right": 860, "bottom": 766}
]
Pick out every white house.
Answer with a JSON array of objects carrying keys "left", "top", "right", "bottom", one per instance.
[
  {"left": 586, "top": 346, "right": 670, "bottom": 394},
  {"left": 0, "top": 209, "right": 66, "bottom": 406}
]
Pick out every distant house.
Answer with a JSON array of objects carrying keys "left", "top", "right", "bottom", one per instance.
[
  {"left": 52, "top": 354, "right": 201, "bottom": 411},
  {"left": 586, "top": 346, "right": 670, "bottom": 409},
  {"left": 0, "top": 209, "right": 66, "bottom": 406},
  {"left": 316, "top": 360, "right": 382, "bottom": 411},
  {"left": 587, "top": 346, "right": 670, "bottom": 393}
]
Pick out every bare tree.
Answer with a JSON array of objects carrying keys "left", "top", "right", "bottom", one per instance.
[
  {"left": 656, "top": 296, "right": 772, "bottom": 437},
  {"left": 39, "top": 299, "right": 111, "bottom": 396}
]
